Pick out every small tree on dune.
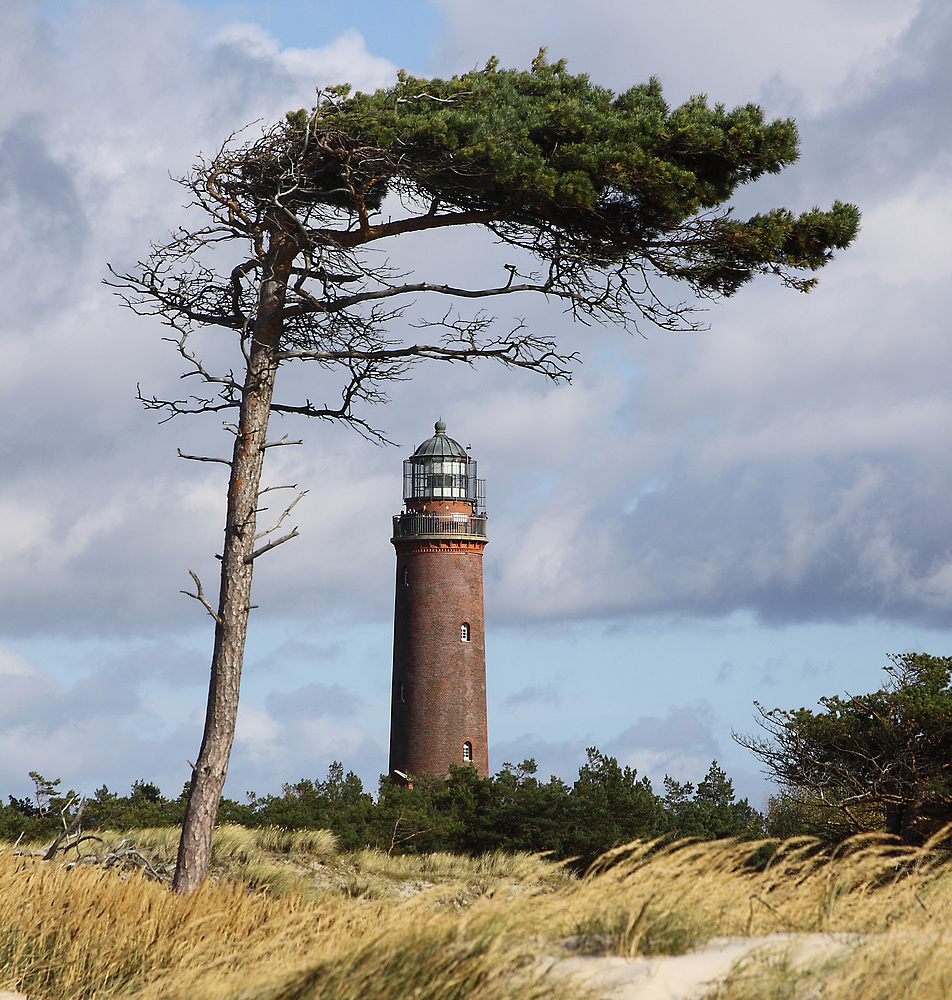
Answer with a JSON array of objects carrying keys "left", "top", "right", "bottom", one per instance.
[
  {"left": 736, "top": 653, "right": 952, "bottom": 843},
  {"left": 110, "top": 53, "right": 859, "bottom": 892}
]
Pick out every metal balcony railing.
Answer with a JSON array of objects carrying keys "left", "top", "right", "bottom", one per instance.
[{"left": 392, "top": 512, "right": 488, "bottom": 539}]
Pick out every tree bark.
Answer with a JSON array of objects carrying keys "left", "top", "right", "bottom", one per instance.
[{"left": 172, "top": 238, "right": 295, "bottom": 893}]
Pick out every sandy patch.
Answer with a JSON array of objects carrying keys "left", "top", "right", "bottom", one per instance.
[{"left": 547, "top": 933, "right": 858, "bottom": 999}]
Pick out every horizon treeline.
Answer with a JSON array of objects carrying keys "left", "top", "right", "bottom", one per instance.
[{"left": 1, "top": 750, "right": 761, "bottom": 865}]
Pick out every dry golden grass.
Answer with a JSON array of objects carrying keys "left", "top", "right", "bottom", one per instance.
[
  {"left": 533, "top": 833, "right": 946, "bottom": 954},
  {"left": 124, "top": 824, "right": 340, "bottom": 864},
  {"left": 706, "top": 931, "right": 952, "bottom": 1000},
  {"left": 2, "top": 830, "right": 952, "bottom": 999},
  {"left": 0, "top": 844, "right": 576, "bottom": 1000},
  {"left": 85, "top": 824, "right": 560, "bottom": 901}
]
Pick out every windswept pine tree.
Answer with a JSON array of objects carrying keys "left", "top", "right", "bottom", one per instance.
[{"left": 111, "top": 53, "right": 859, "bottom": 892}]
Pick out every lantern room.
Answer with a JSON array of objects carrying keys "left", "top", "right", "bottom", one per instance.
[{"left": 402, "top": 420, "right": 485, "bottom": 513}]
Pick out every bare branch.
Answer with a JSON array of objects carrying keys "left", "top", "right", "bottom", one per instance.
[
  {"left": 43, "top": 796, "right": 87, "bottom": 861},
  {"left": 254, "top": 489, "right": 307, "bottom": 542},
  {"left": 279, "top": 275, "right": 598, "bottom": 322},
  {"left": 244, "top": 529, "right": 299, "bottom": 563},
  {"left": 312, "top": 207, "right": 502, "bottom": 247},
  {"left": 259, "top": 482, "right": 299, "bottom": 495},
  {"left": 181, "top": 569, "right": 221, "bottom": 623},
  {"left": 177, "top": 448, "right": 232, "bottom": 466},
  {"left": 262, "top": 435, "right": 303, "bottom": 449}
]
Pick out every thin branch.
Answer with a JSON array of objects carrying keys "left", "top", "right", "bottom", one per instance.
[
  {"left": 280, "top": 277, "right": 568, "bottom": 318},
  {"left": 311, "top": 207, "right": 502, "bottom": 247},
  {"left": 261, "top": 435, "right": 303, "bottom": 449},
  {"left": 43, "top": 796, "right": 86, "bottom": 861},
  {"left": 253, "top": 490, "right": 307, "bottom": 542},
  {"left": 62, "top": 833, "right": 105, "bottom": 854},
  {"left": 181, "top": 569, "right": 221, "bottom": 623},
  {"left": 266, "top": 400, "right": 394, "bottom": 443},
  {"left": 177, "top": 448, "right": 232, "bottom": 465},
  {"left": 244, "top": 529, "right": 299, "bottom": 564}
]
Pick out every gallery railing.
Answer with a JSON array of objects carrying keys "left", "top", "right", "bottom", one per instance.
[{"left": 392, "top": 512, "right": 488, "bottom": 539}]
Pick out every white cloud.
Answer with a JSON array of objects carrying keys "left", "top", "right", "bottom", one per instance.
[
  {"left": 431, "top": 0, "right": 921, "bottom": 113},
  {"left": 0, "top": 646, "right": 36, "bottom": 677},
  {"left": 1, "top": 0, "right": 951, "bottom": 803},
  {"left": 210, "top": 23, "right": 397, "bottom": 93},
  {"left": 0, "top": 0, "right": 944, "bottom": 637},
  {"left": 234, "top": 704, "right": 284, "bottom": 763},
  {"left": 838, "top": 171, "right": 952, "bottom": 286}
]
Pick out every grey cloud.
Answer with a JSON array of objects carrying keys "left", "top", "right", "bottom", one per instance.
[
  {"left": 1, "top": 0, "right": 951, "bottom": 811},
  {"left": 265, "top": 682, "right": 359, "bottom": 719},
  {"left": 8, "top": 0, "right": 942, "bottom": 644},
  {"left": 718, "top": 2, "right": 952, "bottom": 220},
  {"left": 0, "top": 117, "right": 87, "bottom": 241},
  {"left": 89, "top": 641, "right": 210, "bottom": 688},
  {"left": 489, "top": 733, "right": 587, "bottom": 782},
  {"left": 0, "top": 469, "right": 220, "bottom": 637},
  {"left": 519, "top": 451, "right": 952, "bottom": 629},
  {"left": 714, "top": 661, "right": 734, "bottom": 683},
  {"left": 67, "top": 670, "right": 142, "bottom": 718},
  {"left": 608, "top": 705, "right": 720, "bottom": 758},
  {"left": 601, "top": 704, "right": 746, "bottom": 797},
  {"left": 253, "top": 640, "right": 346, "bottom": 673},
  {"left": 205, "top": 28, "right": 303, "bottom": 120},
  {"left": 228, "top": 734, "right": 386, "bottom": 797},
  {"left": 0, "top": 673, "right": 58, "bottom": 724},
  {"left": 490, "top": 711, "right": 756, "bottom": 800},
  {"left": 0, "top": 718, "right": 203, "bottom": 803},
  {"left": 482, "top": 247, "right": 952, "bottom": 629},
  {"left": 807, "top": 0, "right": 952, "bottom": 196},
  {"left": 0, "top": 2, "right": 402, "bottom": 643},
  {"left": 204, "top": 23, "right": 398, "bottom": 124},
  {"left": 0, "top": 651, "right": 381, "bottom": 801},
  {"left": 0, "top": 116, "right": 89, "bottom": 326},
  {"left": 800, "top": 659, "right": 834, "bottom": 680},
  {"left": 501, "top": 684, "right": 560, "bottom": 709},
  {"left": 431, "top": 0, "right": 919, "bottom": 113},
  {"left": 753, "top": 654, "right": 833, "bottom": 690},
  {"left": 0, "top": 659, "right": 149, "bottom": 732}
]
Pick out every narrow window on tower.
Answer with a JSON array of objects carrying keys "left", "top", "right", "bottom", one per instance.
[
  {"left": 398, "top": 682, "right": 406, "bottom": 702},
  {"left": 403, "top": 567, "right": 409, "bottom": 586},
  {"left": 463, "top": 741, "right": 473, "bottom": 762},
  {"left": 460, "top": 622, "right": 471, "bottom": 642}
]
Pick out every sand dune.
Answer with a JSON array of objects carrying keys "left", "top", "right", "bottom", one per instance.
[{"left": 548, "top": 933, "right": 857, "bottom": 999}]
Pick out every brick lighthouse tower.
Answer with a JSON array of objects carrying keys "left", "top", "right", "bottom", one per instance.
[{"left": 389, "top": 421, "right": 489, "bottom": 780}]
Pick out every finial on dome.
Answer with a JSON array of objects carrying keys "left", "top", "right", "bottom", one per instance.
[{"left": 435, "top": 420, "right": 446, "bottom": 434}]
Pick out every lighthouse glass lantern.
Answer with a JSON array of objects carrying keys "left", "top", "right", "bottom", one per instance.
[
  {"left": 389, "top": 421, "right": 489, "bottom": 781},
  {"left": 402, "top": 420, "right": 485, "bottom": 509}
]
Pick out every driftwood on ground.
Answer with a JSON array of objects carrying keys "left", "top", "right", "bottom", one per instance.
[{"left": 10, "top": 796, "right": 169, "bottom": 882}]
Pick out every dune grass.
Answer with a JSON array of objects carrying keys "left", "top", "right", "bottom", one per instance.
[
  {"left": 122, "top": 824, "right": 340, "bottom": 863},
  {"left": 0, "top": 843, "right": 574, "bottom": 1000},
  {"left": 546, "top": 833, "right": 945, "bottom": 954},
  {"left": 78, "top": 824, "right": 562, "bottom": 901},
  {"left": 2, "top": 829, "right": 952, "bottom": 999}
]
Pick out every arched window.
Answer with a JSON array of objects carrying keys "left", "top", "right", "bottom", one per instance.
[
  {"left": 398, "top": 682, "right": 406, "bottom": 703},
  {"left": 460, "top": 622, "right": 471, "bottom": 642},
  {"left": 462, "top": 741, "right": 473, "bottom": 762}
]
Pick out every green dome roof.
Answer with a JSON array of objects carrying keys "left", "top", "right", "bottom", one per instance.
[{"left": 411, "top": 420, "right": 469, "bottom": 460}]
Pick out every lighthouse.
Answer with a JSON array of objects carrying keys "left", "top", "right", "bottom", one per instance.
[{"left": 389, "top": 421, "right": 489, "bottom": 780}]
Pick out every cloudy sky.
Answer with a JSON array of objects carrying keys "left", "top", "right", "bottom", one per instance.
[{"left": 1, "top": 0, "right": 950, "bottom": 809}]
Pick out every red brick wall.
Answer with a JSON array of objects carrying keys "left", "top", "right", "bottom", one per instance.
[{"left": 389, "top": 537, "right": 489, "bottom": 779}]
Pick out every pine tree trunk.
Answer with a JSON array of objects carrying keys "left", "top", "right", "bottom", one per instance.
[{"left": 172, "top": 240, "right": 294, "bottom": 894}]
